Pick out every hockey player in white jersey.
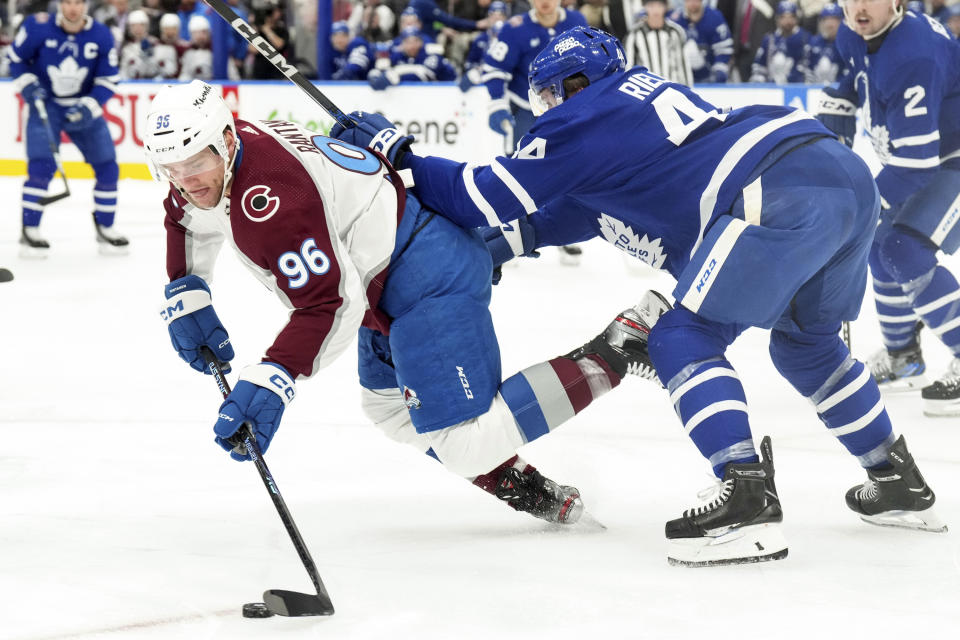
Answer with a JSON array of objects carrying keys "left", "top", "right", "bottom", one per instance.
[
  {"left": 146, "top": 81, "right": 662, "bottom": 526},
  {"left": 816, "top": 0, "right": 960, "bottom": 416}
]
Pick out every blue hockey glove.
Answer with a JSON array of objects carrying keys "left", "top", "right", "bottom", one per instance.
[
  {"left": 488, "top": 107, "right": 515, "bottom": 136},
  {"left": 479, "top": 216, "right": 539, "bottom": 283},
  {"left": 815, "top": 86, "right": 857, "bottom": 148},
  {"left": 329, "top": 111, "right": 415, "bottom": 169},
  {"left": 457, "top": 73, "right": 473, "bottom": 93},
  {"left": 20, "top": 79, "right": 46, "bottom": 105},
  {"left": 63, "top": 97, "right": 103, "bottom": 133},
  {"left": 367, "top": 69, "right": 392, "bottom": 91},
  {"left": 214, "top": 362, "right": 296, "bottom": 461},
  {"left": 160, "top": 274, "right": 235, "bottom": 374}
]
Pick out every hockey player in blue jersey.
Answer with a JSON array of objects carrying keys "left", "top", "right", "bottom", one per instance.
[
  {"left": 814, "top": 0, "right": 960, "bottom": 416},
  {"left": 807, "top": 3, "right": 843, "bottom": 83},
  {"left": 330, "top": 21, "right": 372, "bottom": 81},
  {"left": 670, "top": 0, "right": 732, "bottom": 83},
  {"left": 750, "top": 1, "right": 811, "bottom": 83},
  {"left": 459, "top": 1, "right": 508, "bottom": 92},
  {"left": 481, "top": 0, "right": 586, "bottom": 149},
  {"left": 332, "top": 25, "right": 946, "bottom": 565},
  {"left": 8, "top": 0, "right": 128, "bottom": 256},
  {"left": 367, "top": 27, "right": 457, "bottom": 90}
]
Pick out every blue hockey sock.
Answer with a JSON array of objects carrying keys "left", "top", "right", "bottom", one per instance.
[
  {"left": 869, "top": 242, "right": 919, "bottom": 350},
  {"left": 92, "top": 161, "right": 119, "bottom": 227},
  {"left": 770, "top": 329, "right": 895, "bottom": 468},
  {"left": 22, "top": 159, "right": 55, "bottom": 227},
  {"left": 906, "top": 266, "right": 960, "bottom": 357}
]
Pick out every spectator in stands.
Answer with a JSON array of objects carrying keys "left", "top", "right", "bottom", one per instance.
[
  {"left": 625, "top": 0, "right": 693, "bottom": 85},
  {"left": 671, "top": 0, "right": 733, "bottom": 83},
  {"left": 405, "top": 0, "right": 491, "bottom": 41},
  {"left": 330, "top": 19, "right": 373, "bottom": 79},
  {"left": 350, "top": 0, "right": 397, "bottom": 43},
  {"left": 730, "top": 0, "right": 776, "bottom": 82},
  {"left": 120, "top": 9, "right": 160, "bottom": 79},
  {"left": 250, "top": 0, "right": 292, "bottom": 79},
  {"left": 750, "top": 1, "right": 809, "bottom": 83},
  {"left": 459, "top": 0, "right": 507, "bottom": 91},
  {"left": 796, "top": 0, "right": 830, "bottom": 32},
  {"left": 806, "top": 2, "right": 841, "bottom": 83},
  {"left": 947, "top": 4, "right": 960, "bottom": 38},
  {"left": 367, "top": 25, "right": 457, "bottom": 88},
  {"left": 179, "top": 14, "right": 213, "bottom": 80},
  {"left": 153, "top": 12, "right": 188, "bottom": 78},
  {"left": 95, "top": 0, "right": 133, "bottom": 46},
  {"left": 392, "top": 6, "right": 435, "bottom": 45},
  {"left": 579, "top": 0, "right": 608, "bottom": 28}
]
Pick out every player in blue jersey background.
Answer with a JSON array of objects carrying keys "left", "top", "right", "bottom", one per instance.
[
  {"left": 7, "top": 0, "right": 128, "bottom": 256},
  {"left": 749, "top": 1, "right": 811, "bottom": 83},
  {"left": 670, "top": 0, "right": 733, "bottom": 84},
  {"left": 806, "top": 3, "right": 843, "bottom": 83},
  {"left": 816, "top": 0, "right": 960, "bottom": 417},
  {"left": 332, "top": 25, "right": 946, "bottom": 566},
  {"left": 330, "top": 20, "right": 372, "bottom": 81}
]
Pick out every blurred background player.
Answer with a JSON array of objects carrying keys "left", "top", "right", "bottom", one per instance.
[
  {"left": 7, "top": 0, "right": 128, "bottom": 256},
  {"left": 144, "top": 81, "right": 659, "bottom": 526},
  {"left": 330, "top": 20, "right": 372, "bottom": 80},
  {"left": 152, "top": 13, "right": 187, "bottom": 80},
  {"left": 816, "top": 0, "right": 960, "bottom": 417},
  {"left": 119, "top": 9, "right": 158, "bottom": 80},
  {"left": 750, "top": 1, "right": 811, "bottom": 83},
  {"left": 367, "top": 26, "right": 457, "bottom": 89},
  {"left": 624, "top": 0, "right": 693, "bottom": 86},
  {"left": 671, "top": 0, "right": 733, "bottom": 84},
  {"left": 459, "top": 1, "right": 508, "bottom": 92},
  {"left": 806, "top": 3, "right": 843, "bottom": 84},
  {"left": 178, "top": 14, "right": 213, "bottom": 81}
]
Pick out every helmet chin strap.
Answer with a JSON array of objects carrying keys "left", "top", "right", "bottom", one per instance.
[{"left": 846, "top": 2, "right": 903, "bottom": 41}]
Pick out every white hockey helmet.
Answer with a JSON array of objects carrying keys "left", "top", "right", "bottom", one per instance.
[
  {"left": 188, "top": 14, "right": 211, "bottom": 33},
  {"left": 143, "top": 81, "right": 237, "bottom": 205},
  {"left": 159, "top": 12, "right": 181, "bottom": 31},
  {"left": 128, "top": 9, "right": 149, "bottom": 26}
]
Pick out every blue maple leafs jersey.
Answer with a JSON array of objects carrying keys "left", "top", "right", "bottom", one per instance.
[
  {"left": 750, "top": 27, "right": 810, "bottom": 83},
  {"left": 807, "top": 34, "right": 841, "bottom": 83},
  {"left": 407, "top": 68, "right": 831, "bottom": 278},
  {"left": 482, "top": 10, "right": 587, "bottom": 109},
  {"left": 332, "top": 36, "right": 372, "bottom": 81},
  {"left": 7, "top": 14, "right": 119, "bottom": 106},
  {"left": 387, "top": 46, "right": 456, "bottom": 82},
  {"left": 835, "top": 13, "right": 960, "bottom": 207},
  {"left": 669, "top": 7, "right": 733, "bottom": 83}
]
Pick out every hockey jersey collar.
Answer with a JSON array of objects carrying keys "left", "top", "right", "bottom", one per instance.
[
  {"left": 55, "top": 13, "right": 94, "bottom": 32},
  {"left": 528, "top": 8, "right": 567, "bottom": 25}
]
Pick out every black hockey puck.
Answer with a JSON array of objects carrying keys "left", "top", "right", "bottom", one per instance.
[
  {"left": 0, "top": 268, "right": 13, "bottom": 283},
  {"left": 242, "top": 602, "right": 274, "bottom": 618}
]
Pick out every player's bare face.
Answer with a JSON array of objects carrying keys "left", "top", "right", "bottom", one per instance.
[
  {"left": 534, "top": 0, "right": 560, "bottom": 24},
  {"left": 684, "top": 0, "right": 704, "bottom": 21},
  {"left": 539, "top": 87, "right": 560, "bottom": 110},
  {"left": 331, "top": 32, "right": 349, "bottom": 51},
  {"left": 163, "top": 148, "right": 226, "bottom": 209},
  {"left": 844, "top": 0, "right": 897, "bottom": 37},
  {"left": 60, "top": 0, "right": 87, "bottom": 32}
]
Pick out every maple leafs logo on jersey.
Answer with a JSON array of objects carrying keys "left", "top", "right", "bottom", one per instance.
[
  {"left": 868, "top": 123, "right": 892, "bottom": 165},
  {"left": 47, "top": 56, "right": 88, "bottom": 97},
  {"left": 597, "top": 213, "right": 666, "bottom": 270}
]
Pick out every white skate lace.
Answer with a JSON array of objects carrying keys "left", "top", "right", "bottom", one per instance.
[
  {"left": 683, "top": 477, "right": 734, "bottom": 517},
  {"left": 625, "top": 361, "right": 658, "bottom": 381},
  {"left": 855, "top": 478, "right": 879, "bottom": 502},
  {"left": 933, "top": 358, "right": 960, "bottom": 388},
  {"left": 866, "top": 348, "right": 894, "bottom": 378}
]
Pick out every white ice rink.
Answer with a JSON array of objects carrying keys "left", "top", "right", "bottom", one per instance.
[{"left": 1, "top": 176, "right": 958, "bottom": 639}]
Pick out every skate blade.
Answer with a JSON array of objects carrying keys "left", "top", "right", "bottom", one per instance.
[
  {"left": 922, "top": 399, "right": 960, "bottom": 418},
  {"left": 667, "top": 522, "right": 788, "bottom": 567},
  {"left": 860, "top": 507, "right": 948, "bottom": 533},
  {"left": 18, "top": 244, "right": 49, "bottom": 259},
  {"left": 97, "top": 242, "right": 130, "bottom": 257},
  {"left": 878, "top": 376, "right": 929, "bottom": 393}
]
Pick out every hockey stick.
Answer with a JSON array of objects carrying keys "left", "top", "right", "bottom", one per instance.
[
  {"left": 33, "top": 99, "right": 71, "bottom": 206},
  {"left": 201, "top": 0, "right": 355, "bottom": 130},
  {"left": 201, "top": 348, "right": 335, "bottom": 617}
]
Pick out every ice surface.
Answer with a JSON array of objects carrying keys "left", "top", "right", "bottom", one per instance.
[{"left": 1, "top": 177, "right": 958, "bottom": 639}]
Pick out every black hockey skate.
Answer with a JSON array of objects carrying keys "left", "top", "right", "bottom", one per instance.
[
  {"left": 565, "top": 290, "right": 671, "bottom": 381},
  {"left": 19, "top": 225, "right": 50, "bottom": 258},
  {"left": 94, "top": 214, "right": 129, "bottom": 256},
  {"left": 494, "top": 467, "right": 584, "bottom": 525},
  {"left": 867, "top": 323, "right": 927, "bottom": 393},
  {"left": 845, "top": 435, "right": 946, "bottom": 532},
  {"left": 921, "top": 357, "right": 960, "bottom": 417},
  {"left": 558, "top": 244, "right": 582, "bottom": 266},
  {"left": 666, "top": 436, "right": 788, "bottom": 567}
]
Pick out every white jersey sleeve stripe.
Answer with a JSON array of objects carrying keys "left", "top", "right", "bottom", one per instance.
[
  {"left": 491, "top": 159, "right": 538, "bottom": 214},
  {"left": 464, "top": 165, "right": 526, "bottom": 256},
  {"left": 681, "top": 217, "right": 748, "bottom": 312},
  {"left": 885, "top": 154, "right": 941, "bottom": 169},
  {"left": 890, "top": 131, "right": 940, "bottom": 148}
]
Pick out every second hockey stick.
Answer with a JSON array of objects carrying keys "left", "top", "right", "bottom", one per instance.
[
  {"left": 202, "top": 0, "right": 355, "bottom": 130},
  {"left": 33, "top": 99, "right": 71, "bottom": 206},
  {"left": 201, "top": 348, "right": 335, "bottom": 617}
]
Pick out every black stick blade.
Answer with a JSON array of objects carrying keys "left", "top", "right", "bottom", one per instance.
[
  {"left": 263, "top": 589, "right": 334, "bottom": 617},
  {"left": 37, "top": 191, "right": 71, "bottom": 206}
]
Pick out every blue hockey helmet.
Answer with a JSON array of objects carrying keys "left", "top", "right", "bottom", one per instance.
[
  {"left": 331, "top": 20, "right": 350, "bottom": 35},
  {"left": 776, "top": 1, "right": 798, "bottom": 15},
  {"left": 819, "top": 3, "right": 843, "bottom": 19},
  {"left": 905, "top": 1, "right": 924, "bottom": 14},
  {"left": 488, "top": 1, "right": 508, "bottom": 16},
  {"left": 528, "top": 26, "right": 625, "bottom": 116}
]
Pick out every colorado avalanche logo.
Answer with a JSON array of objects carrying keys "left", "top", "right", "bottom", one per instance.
[
  {"left": 403, "top": 386, "right": 422, "bottom": 410},
  {"left": 241, "top": 185, "right": 280, "bottom": 222}
]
